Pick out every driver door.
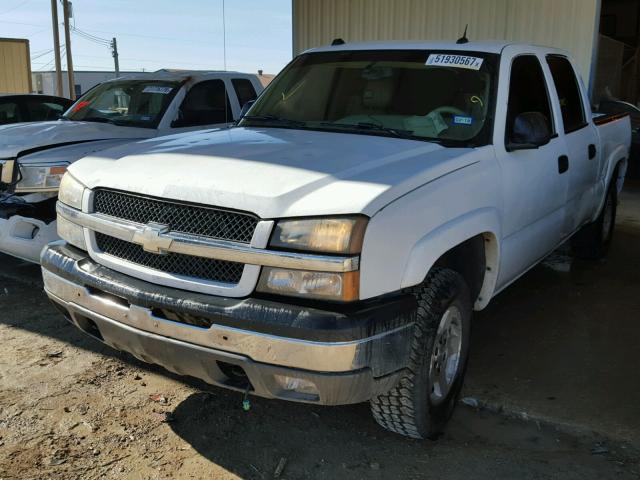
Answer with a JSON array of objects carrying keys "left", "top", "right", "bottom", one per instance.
[{"left": 494, "top": 52, "right": 570, "bottom": 289}]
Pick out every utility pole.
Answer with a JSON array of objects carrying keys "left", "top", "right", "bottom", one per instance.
[
  {"left": 50, "top": 0, "right": 63, "bottom": 97},
  {"left": 62, "top": 0, "right": 75, "bottom": 100},
  {"left": 111, "top": 37, "right": 119, "bottom": 77}
]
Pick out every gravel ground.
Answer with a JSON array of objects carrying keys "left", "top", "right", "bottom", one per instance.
[{"left": 0, "top": 267, "right": 638, "bottom": 480}]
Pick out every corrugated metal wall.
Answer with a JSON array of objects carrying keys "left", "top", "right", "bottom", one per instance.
[
  {"left": 0, "top": 38, "right": 32, "bottom": 94},
  {"left": 293, "top": 0, "right": 599, "bottom": 82}
]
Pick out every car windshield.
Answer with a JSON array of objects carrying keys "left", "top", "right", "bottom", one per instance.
[
  {"left": 240, "top": 49, "right": 497, "bottom": 145},
  {"left": 63, "top": 80, "right": 180, "bottom": 128}
]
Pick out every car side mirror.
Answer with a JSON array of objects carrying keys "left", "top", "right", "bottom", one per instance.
[
  {"left": 506, "top": 112, "right": 552, "bottom": 151},
  {"left": 239, "top": 100, "right": 255, "bottom": 119}
]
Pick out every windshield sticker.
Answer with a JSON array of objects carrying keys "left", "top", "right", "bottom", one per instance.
[
  {"left": 142, "top": 86, "right": 173, "bottom": 94},
  {"left": 426, "top": 54, "right": 483, "bottom": 70},
  {"left": 453, "top": 115, "right": 473, "bottom": 125}
]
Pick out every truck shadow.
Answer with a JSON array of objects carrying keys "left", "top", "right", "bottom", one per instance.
[{"left": 167, "top": 389, "right": 598, "bottom": 479}]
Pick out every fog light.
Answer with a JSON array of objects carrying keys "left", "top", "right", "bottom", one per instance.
[
  {"left": 257, "top": 267, "right": 359, "bottom": 301},
  {"left": 57, "top": 216, "right": 86, "bottom": 251},
  {"left": 273, "top": 375, "right": 319, "bottom": 396}
]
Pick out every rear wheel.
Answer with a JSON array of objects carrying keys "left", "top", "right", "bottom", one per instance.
[
  {"left": 370, "top": 268, "right": 472, "bottom": 439},
  {"left": 571, "top": 179, "right": 617, "bottom": 260}
]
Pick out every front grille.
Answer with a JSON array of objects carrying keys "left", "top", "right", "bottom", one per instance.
[
  {"left": 93, "top": 189, "right": 258, "bottom": 243},
  {"left": 95, "top": 233, "right": 244, "bottom": 284}
]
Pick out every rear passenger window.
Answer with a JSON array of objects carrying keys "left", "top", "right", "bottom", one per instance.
[
  {"left": 25, "top": 101, "right": 65, "bottom": 121},
  {"left": 232, "top": 78, "right": 257, "bottom": 108},
  {"left": 175, "top": 80, "right": 232, "bottom": 127},
  {"left": 0, "top": 101, "right": 21, "bottom": 124},
  {"left": 546, "top": 56, "right": 586, "bottom": 133},
  {"left": 506, "top": 55, "right": 554, "bottom": 142}
]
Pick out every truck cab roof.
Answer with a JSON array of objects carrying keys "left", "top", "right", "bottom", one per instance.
[
  {"left": 108, "top": 70, "right": 259, "bottom": 84},
  {"left": 305, "top": 40, "right": 570, "bottom": 56}
]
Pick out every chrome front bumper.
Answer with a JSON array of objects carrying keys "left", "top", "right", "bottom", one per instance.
[{"left": 41, "top": 244, "right": 415, "bottom": 405}]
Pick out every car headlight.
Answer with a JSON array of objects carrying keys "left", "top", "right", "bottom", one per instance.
[
  {"left": 15, "top": 165, "right": 68, "bottom": 193},
  {"left": 258, "top": 216, "right": 367, "bottom": 301},
  {"left": 58, "top": 173, "right": 86, "bottom": 210},
  {"left": 269, "top": 216, "right": 367, "bottom": 254},
  {"left": 257, "top": 268, "right": 360, "bottom": 301}
]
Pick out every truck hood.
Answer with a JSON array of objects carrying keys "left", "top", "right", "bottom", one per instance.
[
  {"left": 70, "top": 127, "right": 485, "bottom": 218},
  {"left": 0, "top": 120, "right": 155, "bottom": 159}
]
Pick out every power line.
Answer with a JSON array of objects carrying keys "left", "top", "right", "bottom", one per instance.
[
  {"left": 71, "top": 26, "right": 111, "bottom": 46},
  {"left": 0, "top": 0, "right": 32, "bottom": 17},
  {"left": 35, "top": 45, "right": 65, "bottom": 71},
  {"left": 0, "top": 19, "right": 220, "bottom": 47}
]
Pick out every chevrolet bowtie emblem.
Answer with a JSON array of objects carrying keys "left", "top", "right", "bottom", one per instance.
[{"left": 132, "top": 222, "right": 172, "bottom": 254}]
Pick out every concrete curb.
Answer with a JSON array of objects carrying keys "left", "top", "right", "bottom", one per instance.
[{"left": 459, "top": 396, "right": 638, "bottom": 450}]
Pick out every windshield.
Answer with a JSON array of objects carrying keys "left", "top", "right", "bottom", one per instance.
[
  {"left": 240, "top": 50, "right": 497, "bottom": 145},
  {"left": 64, "top": 80, "right": 181, "bottom": 128}
]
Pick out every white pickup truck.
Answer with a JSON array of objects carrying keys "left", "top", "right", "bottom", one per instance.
[
  {"left": 41, "top": 41, "right": 630, "bottom": 439},
  {"left": 0, "top": 70, "right": 263, "bottom": 262}
]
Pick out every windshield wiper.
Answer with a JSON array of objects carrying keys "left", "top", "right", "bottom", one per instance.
[
  {"left": 318, "top": 121, "right": 458, "bottom": 145},
  {"left": 81, "top": 117, "right": 115, "bottom": 124},
  {"left": 81, "top": 117, "right": 128, "bottom": 126},
  {"left": 241, "top": 115, "right": 307, "bottom": 127},
  {"left": 319, "top": 121, "right": 416, "bottom": 139}
]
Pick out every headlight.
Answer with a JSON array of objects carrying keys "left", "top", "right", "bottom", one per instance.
[
  {"left": 15, "top": 165, "right": 68, "bottom": 192},
  {"left": 257, "top": 267, "right": 359, "bottom": 301},
  {"left": 270, "top": 216, "right": 367, "bottom": 254},
  {"left": 58, "top": 173, "right": 86, "bottom": 210},
  {"left": 260, "top": 216, "right": 367, "bottom": 301},
  {"left": 57, "top": 215, "right": 87, "bottom": 250}
]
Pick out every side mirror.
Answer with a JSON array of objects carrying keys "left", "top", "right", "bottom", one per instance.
[
  {"left": 507, "top": 112, "right": 551, "bottom": 151},
  {"left": 239, "top": 100, "right": 255, "bottom": 119}
]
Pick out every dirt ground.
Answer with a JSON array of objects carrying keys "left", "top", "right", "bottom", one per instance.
[
  {"left": 2, "top": 186, "right": 640, "bottom": 479},
  {"left": 0, "top": 266, "right": 638, "bottom": 479}
]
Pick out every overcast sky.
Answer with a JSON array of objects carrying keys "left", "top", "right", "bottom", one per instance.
[{"left": 0, "top": 0, "right": 293, "bottom": 74}]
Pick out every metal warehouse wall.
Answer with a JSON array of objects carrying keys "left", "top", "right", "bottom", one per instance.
[
  {"left": 0, "top": 38, "right": 32, "bottom": 94},
  {"left": 293, "top": 0, "right": 600, "bottom": 84}
]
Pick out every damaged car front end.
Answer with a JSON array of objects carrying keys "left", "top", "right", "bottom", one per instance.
[
  {"left": 0, "top": 138, "right": 139, "bottom": 263},
  {"left": 0, "top": 155, "right": 65, "bottom": 262}
]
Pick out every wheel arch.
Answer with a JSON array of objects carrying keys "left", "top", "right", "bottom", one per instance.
[{"left": 400, "top": 207, "right": 501, "bottom": 310}]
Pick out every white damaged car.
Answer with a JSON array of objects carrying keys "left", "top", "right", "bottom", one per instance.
[{"left": 0, "top": 70, "right": 263, "bottom": 262}]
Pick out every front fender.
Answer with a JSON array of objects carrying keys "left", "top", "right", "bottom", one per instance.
[{"left": 400, "top": 207, "right": 501, "bottom": 310}]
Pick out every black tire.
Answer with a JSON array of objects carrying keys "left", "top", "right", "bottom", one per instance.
[
  {"left": 571, "top": 179, "right": 618, "bottom": 260},
  {"left": 370, "top": 268, "right": 472, "bottom": 439}
]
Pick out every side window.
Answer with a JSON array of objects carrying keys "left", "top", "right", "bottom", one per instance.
[
  {"left": 232, "top": 78, "right": 258, "bottom": 108},
  {"left": 25, "top": 101, "right": 65, "bottom": 121},
  {"left": 546, "top": 55, "right": 586, "bottom": 133},
  {"left": 176, "top": 80, "right": 232, "bottom": 127},
  {"left": 0, "top": 101, "right": 21, "bottom": 124},
  {"left": 506, "top": 55, "right": 554, "bottom": 142}
]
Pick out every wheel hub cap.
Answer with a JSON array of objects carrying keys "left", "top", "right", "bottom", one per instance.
[{"left": 429, "top": 306, "right": 463, "bottom": 404}]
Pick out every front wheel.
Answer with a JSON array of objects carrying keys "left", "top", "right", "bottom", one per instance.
[
  {"left": 370, "top": 268, "right": 472, "bottom": 439},
  {"left": 571, "top": 180, "right": 617, "bottom": 260}
]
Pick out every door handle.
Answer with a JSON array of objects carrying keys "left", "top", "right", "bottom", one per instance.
[
  {"left": 588, "top": 144, "right": 596, "bottom": 159},
  {"left": 558, "top": 155, "right": 569, "bottom": 174}
]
